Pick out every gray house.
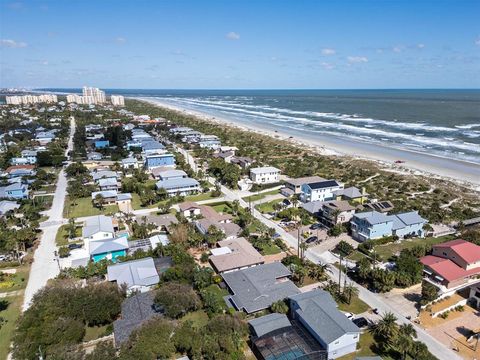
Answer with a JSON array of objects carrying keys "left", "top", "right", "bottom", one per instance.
[
  {"left": 107, "top": 257, "right": 160, "bottom": 293},
  {"left": 222, "top": 262, "right": 300, "bottom": 313},
  {"left": 289, "top": 289, "right": 361, "bottom": 359}
]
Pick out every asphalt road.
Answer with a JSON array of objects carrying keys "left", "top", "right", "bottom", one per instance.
[{"left": 22, "top": 117, "right": 75, "bottom": 310}]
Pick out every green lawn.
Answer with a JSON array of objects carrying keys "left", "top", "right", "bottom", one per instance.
[
  {"left": 184, "top": 191, "right": 218, "bottom": 202},
  {"left": 0, "top": 295, "right": 23, "bottom": 359},
  {"left": 131, "top": 193, "right": 165, "bottom": 210},
  {"left": 55, "top": 224, "right": 82, "bottom": 246},
  {"left": 83, "top": 324, "right": 110, "bottom": 342},
  {"left": 373, "top": 234, "right": 456, "bottom": 261},
  {"left": 336, "top": 294, "right": 370, "bottom": 314},
  {"left": 180, "top": 310, "right": 209, "bottom": 328},
  {"left": 210, "top": 201, "right": 232, "bottom": 213},
  {"left": 258, "top": 243, "right": 282, "bottom": 255},
  {"left": 0, "top": 265, "right": 30, "bottom": 294},
  {"left": 256, "top": 199, "right": 282, "bottom": 214},
  {"left": 64, "top": 197, "right": 119, "bottom": 218},
  {"left": 243, "top": 189, "right": 279, "bottom": 203}
]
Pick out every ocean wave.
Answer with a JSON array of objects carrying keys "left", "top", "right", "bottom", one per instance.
[{"left": 455, "top": 123, "right": 480, "bottom": 129}]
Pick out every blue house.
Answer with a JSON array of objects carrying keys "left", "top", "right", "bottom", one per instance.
[
  {"left": 156, "top": 177, "right": 200, "bottom": 196},
  {"left": 145, "top": 153, "right": 175, "bottom": 169},
  {"left": 351, "top": 210, "right": 427, "bottom": 242},
  {"left": 94, "top": 140, "right": 110, "bottom": 149},
  {"left": 0, "top": 183, "right": 29, "bottom": 200},
  {"left": 89, "top": 237, "right": 129, "bottom": 263}
]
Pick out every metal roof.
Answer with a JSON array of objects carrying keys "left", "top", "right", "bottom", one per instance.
[
  {"left": 89, "top": 237, "right": 128, "bottom": 255},
  {"left": 107, "top": 257, "right": 159, "bottom": 288},
  {"left": 249, "top": 313, "right": 291, "bottom": 337},
  {"left": 82, "top": 215, "right": 115, "bottom": 238},
  {"left": 156, "top": 177, "right": 199, "bottom": 190}
]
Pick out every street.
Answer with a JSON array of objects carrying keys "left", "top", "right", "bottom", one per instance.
[{"left": 22, "top": 116, "right": 75, "bottom": 310}]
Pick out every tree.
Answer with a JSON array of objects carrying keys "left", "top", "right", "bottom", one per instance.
[
  {"left": 370, "top": 312, "right": 399, "bottom": 351},
  {"left": 94, "top": 194, "right": 105, "bottom": 210},
  {"left": 343, "top": 283, "right": 359, "bottom": 304},
  {"left": 205, "top": 225, "right": 225, "bottom": 247},
  {"left": 85, "top": 342, "right": 117, "bottom": 360},
  {"left": 193, "top": 267, "right": 214, "bottom": 290},
  {"left": 420, "top": 280, "right": 438, "bottom": 304},
  {"left": 68, "top": 218, "right": 77, "bottom": 239},
  {"left": 335, "top": 240, "right": 354, "bottom": 256},
  {"left": 154, "top": 282, "right": 201, "bottom": 318},
  {"left": 201, "top": 287, "right": 225, "bottom": 316},
  {"left": 271, "top": 300, "right": 289, "bottom": 314}
]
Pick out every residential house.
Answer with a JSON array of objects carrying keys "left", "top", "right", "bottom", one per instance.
[
  {"left": 222, "top": 262, "right": 301, "bottom": 314},
  {"left": 107, "top": 257, "right": 160, "bottom": 293},
  {"left": 82, "top": 215, "right": 115, "bottom": 241},
  {"left": 9, "top": 157, "right": 31, "bottom": 166},
  {"left": 35, "top": 130, "right": 56, "bottom": 145},
  {"left": 156, "top": 169, "right": 187, "bottom": 181},
  {"left": 281, "top": 176, "right": 325, "bottom": 197},
  {"left": 20, "top": 149, "right": 38, "bottom": 164},
  {"left": 5, "top": 165, "right": 35, "bottom": 178},
  {"left": 91, "top": 170, "right": 119, "bottom": 182},
  {"left": 196, "top": 218, "right": 242, "bottom": 240},
  {"left": 289, "top": 289, "right": 361, "bottom": 359},
  {"left": 0, "top": 200, "right": 20, "bottom": 216},
  {"left": 91, "top": 190, "right": 118, "bottom": 205},
  {"left": 121, "top": 157, "right": 139, "bottom": 169},
  {"left": 198, "top": 134, "right": 221, "bottom": 149},
  {"left": 137, "top": 214, "right": 178, "bottom": 233},
  {"left": 333, "top": 186, "right": 369, "bottom": 204},
  {"left": 321, "top": 200, "right": 356, "bottom": 227},
  {"left": 89, "top": 236, "right": 129, "bottom": 262},
  {"left": 350, "top": 210, "right": 427, "bottom": 242},
  {"left": 468, "top": 283, "right": 480, "bottom": 309},
  {"left": 250, "top": 166, "right": 281, "bottom": 184},
  {"left": 145, "top": 153, "right": 175, "bottom": 170},
  {"left": 113, "top": 291, "right": 161, "bottom": 345},
  {"left": 87, "top": 151, "right": 103, "bottom": 161},
  {"left": 300, "top": 179, "right": 343, "bottom": 203},
  {"left": 141, "top": 140, "right": 165, "bottom": 155},
  {"left": 178, "top": 202, "right": 202, "bottom": 218},
  {"left": 231, "top": 156, "right": 254, "bottom": 169},
  {"left": 209, "top": 237, "right": 264, "bottom": 273},
  {"left": 155, "top": 177, "right": 200, "bottom": 196},
  {"left": 116, "top": 193, "right": 133, "bottom": 213},
  {"left": 98, "top": 177, "right": 119, "bottom": 191},
  {"left": 421, "top": 239, "right": 480, "bottom": 289},
  {"left": 213, "top": 151, "right": 235, "bottom": 163},
  {"left": 0, "top": 183, "right": 29, "bottom": 199}
]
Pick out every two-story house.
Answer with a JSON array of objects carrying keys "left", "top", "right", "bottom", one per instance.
[
  {"left": 144, "top": 153, "right": 175, "bottom": 170},
  {"left": 300, "top": 179, "right": 343, "bottom": 203},
  {"left": 250, "top": 166, "right": 281, "bottom": 184}
]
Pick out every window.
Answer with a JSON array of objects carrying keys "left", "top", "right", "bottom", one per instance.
[{"left": 353, "top": 335, "right": 358, "bottom": 339}]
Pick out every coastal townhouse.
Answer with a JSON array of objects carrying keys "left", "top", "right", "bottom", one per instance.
[
  {"left": 281, "top": 175, "right": 326, "bottom": 197},
  {"left": 197, "top": 134, "right": 221, "bottom": 149},
  {"left": 249, "top": 166, "right": 281, "bottom": 184},
  {"left": 350, "top": 210, "right": 427, "bottom": 242},
  {"left": 300, "top": 179, "right": 343, "bottom": 203},
  {"left": 420, "top": 239, "right": 480, "bottom": 290}
]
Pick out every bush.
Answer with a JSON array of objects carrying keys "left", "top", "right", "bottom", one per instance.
[
  {"left": 334, "top": 240, "right": 354, "bottom": 256},
  {"left": 154, "top": 282, "right": 200, "bottom": 318},
  {"left": 200, "top": 252, "right": 209, "bottom": 263},
  {"left": 58, "top": 246, "right": 70, "bottom": 258}
]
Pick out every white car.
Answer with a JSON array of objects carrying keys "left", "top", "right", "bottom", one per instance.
[{"left": 343, "top": 312, "right": 354, "bottom": 320}]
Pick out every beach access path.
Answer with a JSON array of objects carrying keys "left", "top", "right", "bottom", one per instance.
[{"left": 22, "top": 116, "right": 76, "bottom": 310}]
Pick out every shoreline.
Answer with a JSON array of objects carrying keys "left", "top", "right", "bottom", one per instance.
[{"left": 138, "top": 97, "right": 480, "bottom": 189}]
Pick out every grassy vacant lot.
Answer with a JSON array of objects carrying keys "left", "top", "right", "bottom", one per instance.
[
  {"left": 243, "top": 189, "right": 280, "bottom": 203},
  {"left": 185, "top": 191, "right": 218, "bottom": 202},
  {"left": 256, "top": 199, "right": 282, "bottom": 214},
  {"left": 0, "top": 265, "right": 30, "bottom": 294},
  {"left": 55, "top": 224, "right": 82, "bottom": 246},
  {"left": 64, "top": 196, "right": 119, "bottom": 218},
  {"left": 0, "top": 295, "right": 23, "bottom": 359},
  {"left": 373, "top": 234, "right": 456, "bottom": 261},
  {"left": 336, "top": 294, "right": 370, "bottom": 314}
]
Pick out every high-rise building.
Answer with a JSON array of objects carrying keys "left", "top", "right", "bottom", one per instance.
[
  {"left": 6, "top": 94, "right": 57, "bottom": 105},
  {"left": 111, "top": 95, "right": 125, "bottom": 106},
  {"left": 82, "top": 86, "right": 106, "bottom": 104}
]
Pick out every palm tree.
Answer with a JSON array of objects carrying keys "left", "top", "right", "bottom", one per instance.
[
  {"left": 399, "top": 323, "right": 417, "bottom": 338},
  {"left": 343, "top": 283, "right": 359, "bottom": 304},
  {"left": 396, "top": 334, "right": 413, "bottom": 360},
  {"left": 370, "top": 312, "right": 399, "bottom": 350},
  {"left": 290, "top": 194, "right": 300, "bottom": 208},
  {"left": 410, "top": 341, "right": 429, "bottom": 359}
]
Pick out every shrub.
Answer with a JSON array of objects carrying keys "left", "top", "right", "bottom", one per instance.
[
  {"left": 154, "top": 282, "right": 201, "bottom": 318},
  {"left": 58, "top": 246, "right": 70, "bottom": 258}
]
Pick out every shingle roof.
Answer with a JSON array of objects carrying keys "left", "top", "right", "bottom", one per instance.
[
  {"left": 301, "top": 201, "right": 325, "bottom": 214},
  {"left": 333, "top": 186, "right": 367, "bottom": 199},
  {"left": 107, "top": 257, "right": 159, "bottom": 288},
  {"left": 113, "top": 291, "right": 160, "bottom": 345},
  {"left": 289, "top": 289, "right": 360, "bottom": 344},
  {"left": 209, "top": 237, "right": 264, "bottom": 273},
  {"left": 248, "top": 313, "right": 291, "bottom": 337},
  {"left": 82, "top": 215, "right": 114, "bottom": 238},
  {"left": 222, "top": 262, "right": 300, "bottom": 313}
]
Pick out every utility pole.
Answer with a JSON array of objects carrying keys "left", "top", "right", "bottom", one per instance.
[{"left": 338, "top": 256, "right": 343, "bottom": 295}]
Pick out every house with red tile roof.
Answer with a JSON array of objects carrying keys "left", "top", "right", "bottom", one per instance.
[{"left": 420, "top": 239, "right": 480, "bottom": 289}]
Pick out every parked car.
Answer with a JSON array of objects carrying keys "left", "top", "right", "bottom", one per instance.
[
  {"left": 343, "top": 312, "right": 354, "bottom": 320},
  {"left": 68, "top": 243, "right": 83, "bottom": 250},
  {"left": 353, "top": 317, "right": 368, "bottom": 328},
  {"left": 306, "top": 236, "right": 318, "bottom": 244},
  {"left": 310, "top": 223, "right": 322, "bottom": 230}
]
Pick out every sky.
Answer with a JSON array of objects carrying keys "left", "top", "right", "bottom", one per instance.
[{"left": 0, "top": 0, "right": 479, "bottom": 89}]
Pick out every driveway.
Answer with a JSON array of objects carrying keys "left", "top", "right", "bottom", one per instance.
[{"left": 379, "top": 283, "right": 422, "bottom": 319}]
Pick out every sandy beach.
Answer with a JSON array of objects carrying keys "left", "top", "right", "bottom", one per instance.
[{"left": 137, "top": 97, "right": 480, "bottom": 189}]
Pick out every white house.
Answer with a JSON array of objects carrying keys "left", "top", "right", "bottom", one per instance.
[
  {"left": 82, "top": 215, "right": 115, "bottom": 241},
  {"left": 301, "top": 179, "right": 343, "bottom": 203},
  {"left": 249, "top": 166, "right": 281, "bottom": 184}
]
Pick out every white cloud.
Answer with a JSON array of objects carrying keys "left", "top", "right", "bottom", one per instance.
[
  {"left": 347, "top": 56, "right": 368, "bottom": 64},
  {"left": 321, "top": 48, "right": 336, "bottom": 56},
  {"left": 417, "top": 43, "right": 425, "bottom": 49},
  {"left": 393, "top": 45, "right": 404, "bottom": 53},
  {"left": 0, "top": 39, "right": 27, "bottom": 48},
  {"left": 321, "top": 62, "right": 335, "bottom": 70},
  {"left": 226, "top": 32, "right": 240, "bottom": 40},
  {"left": 475, "top": 36, "right": 480, "bottom": 46},
  {"left": 42, "top": 61, "right": 49, "bottom": 65},
  {"left": 115, "top": 37, "right": 126, "bottom": 44}
]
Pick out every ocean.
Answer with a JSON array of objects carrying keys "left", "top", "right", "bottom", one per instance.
[{"left": 46, "top": 89, "right": 480, "bottom": 165}]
